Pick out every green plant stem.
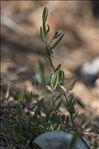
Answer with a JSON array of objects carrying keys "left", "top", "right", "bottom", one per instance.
[
  {"left": 54, "top": 94, "right": 62, "bottom": 101},
  {"left": 63, "top": 93, "right": 90, "bottom": 149},
  {"left": 45, "top": 46, "right": 55, "bottom": 71},
  {"left": 40, "top": 7, "right": 90, "bottom": 149},
  {"left": 48, "top": 36, "right": 54, "bottom": 46}
]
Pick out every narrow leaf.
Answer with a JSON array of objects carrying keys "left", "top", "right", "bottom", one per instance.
[
  {"left": 46, "top": 24, "right": 50, "bottom": 34},
  {"left": 40, "top": 26, "right": 44, "bottom": 42},
  {"left": 51, "top": 72, "right": 59, "bottom": 90},
  {"left": 60, "top": 85, "right": 66, "bottom": 92},
  {"left": 42, "top": 7, "right": 48, "bottom": 22},
  {"left": 43, "top": 21, "right": 46, "bottom": 36}
]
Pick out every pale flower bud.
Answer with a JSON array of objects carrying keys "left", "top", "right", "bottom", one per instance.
[{"left": 54, "top": 29, "right": 64, "bottom": 38}]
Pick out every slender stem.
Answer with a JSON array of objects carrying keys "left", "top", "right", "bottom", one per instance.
[
  {"left": 45, "top": 45, "right": 55, "bottom": 71},
  {"left": 50, "top": 61, "right": 55, "bottom": 71},
  {"left": 54, "top": 94, "right": 62, "bottom": 101},
  {"left": 48, "top": 36, "right": 54, "bottom": 46}
]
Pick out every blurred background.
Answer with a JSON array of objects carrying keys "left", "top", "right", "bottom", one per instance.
[{"left": 1, "top": 1, "right": 99, "bottom": 121}]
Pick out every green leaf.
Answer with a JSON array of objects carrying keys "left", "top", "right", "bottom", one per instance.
[
  {"left": 16, "top": 103, "right": 23, "bottom": 116},
  {"left": 51, "top": 72, "right": 59, "bottom": 90},
  {"left": 42, "top": 7, "right": 48, "bottom": 37},
  {"left": 60, "top": 85, "right": 66, "bottom": 92},
  {"left": 59, "top": 70, "right": 64, "bottom": 81},
  {"left": 35, "top": 61, "right": 46, "bottom": 87},
  {"left": 25, "top": 92, "right": 33, "bottom": 102},
  {"left": 43, "top": 21, "right": 46, "bottom": 36},
  {"left": 42, "top": 7, "right": 48, "bottom": 22},
  {"left": 16, "top": 91, "right": 24, "bottom": 103},
  {"left": 46, "top": 24, "right": 50, "bottom": 34},
  {"left": 40, "top": 26, "right": 44, "bottom": 42}
]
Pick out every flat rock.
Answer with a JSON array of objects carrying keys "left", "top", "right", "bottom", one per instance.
[{"left": 33, "top": 131, "right": 90, "bottom": 149}]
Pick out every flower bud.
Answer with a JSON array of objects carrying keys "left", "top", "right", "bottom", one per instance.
[{"left": 54, "top": 29, "right": 64, "bottom": 38}]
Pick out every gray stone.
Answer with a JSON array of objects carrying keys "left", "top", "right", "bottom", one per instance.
[
  {"left": 76, "top": 57, "right": 99, "bottom": 86},
  {"left": 33, "top": 131, "right": 90, "bottom": 149}
]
